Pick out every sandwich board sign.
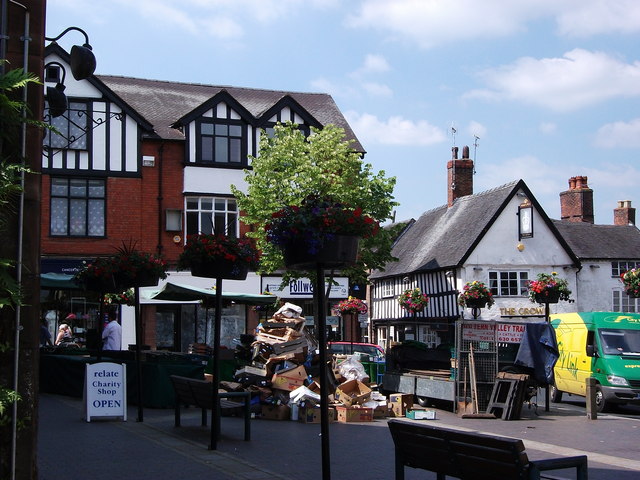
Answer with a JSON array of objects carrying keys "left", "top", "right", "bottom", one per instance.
[{"left": 84, "top": 362, "right": 127, "bottom": 422}]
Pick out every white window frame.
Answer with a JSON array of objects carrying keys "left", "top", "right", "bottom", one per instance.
[
  {"left": 185, "top": 196, "right": 238, "bottom": 237},
  {"left": 613, "top": 289, "right": 639, "bottom": 313},
  {"left": 380, "top": 279, "right": 394, "bottom": 298},
  {"left": 489, "top": 270, "right": 530, "bottom": 297}
]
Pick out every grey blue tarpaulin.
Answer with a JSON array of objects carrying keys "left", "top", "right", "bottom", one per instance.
[
  {"left": 149, "top": 282, "right": 277, "bottom": 305},
  {"left": 514, "top": 322, "right": 559, "bottom": 385}
]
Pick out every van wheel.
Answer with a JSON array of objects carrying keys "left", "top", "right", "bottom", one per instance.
[
  {"left": 595, "top": 385, "right": 611, "bottom": 413},
  {"left": 550, "top": 384, "right": 563, "bottom": 403}
]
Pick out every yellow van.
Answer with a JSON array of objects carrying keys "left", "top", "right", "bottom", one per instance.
[{"left": 550, "top": 312, "right": 640, "bottom": 412}]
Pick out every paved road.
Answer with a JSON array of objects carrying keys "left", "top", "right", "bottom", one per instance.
[{"left": 38, "top": 392, "right": 640, "bottom": 479}]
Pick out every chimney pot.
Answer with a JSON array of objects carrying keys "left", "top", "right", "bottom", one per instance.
[
  {"left": 462, "top": 145, "right": 470, "bottom": 159},
  {"left": 560, "top": 175, "right": 594, "bottom": 223},
  {"left": 452, "top": 146, "right": 458, "bottom": 159}
]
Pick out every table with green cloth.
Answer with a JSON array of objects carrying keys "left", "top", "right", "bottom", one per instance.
[{"left": 40, "top": 354, "right": 205, "bottom": 408}]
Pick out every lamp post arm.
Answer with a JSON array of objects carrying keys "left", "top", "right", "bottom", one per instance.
[{"left": 45, "top": 26, "right": 91, "bottom": 47}]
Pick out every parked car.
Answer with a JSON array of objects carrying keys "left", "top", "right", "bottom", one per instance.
[{"left": 328, "top": 342, "right": 385, "bottom": 361}]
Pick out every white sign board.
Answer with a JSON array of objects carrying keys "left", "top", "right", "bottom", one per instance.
[
  {"left": 84, "top": 362, "right": 127, "bottom": 422},
  {"left": 262, "top": 276, "right": 348, "bottom": 299},
  {"left": 462, "top": 322, "right": 526, "bottom": 344}
]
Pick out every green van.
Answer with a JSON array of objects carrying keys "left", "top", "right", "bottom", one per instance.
[{"left": 550, "top": 312, "right": 640, "bottom": 412}]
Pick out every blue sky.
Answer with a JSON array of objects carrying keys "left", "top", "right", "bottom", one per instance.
[{"left": 46, "top": 0, "right": 640, "bottom": 224}]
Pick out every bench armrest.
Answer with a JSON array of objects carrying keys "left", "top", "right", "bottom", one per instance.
[{"left": 528, "top": 455, "right": 588, "bottom": 480}]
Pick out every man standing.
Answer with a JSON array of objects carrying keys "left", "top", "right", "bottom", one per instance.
[{"left": 102, "top": 310, "right": 122, "bottom": 350}]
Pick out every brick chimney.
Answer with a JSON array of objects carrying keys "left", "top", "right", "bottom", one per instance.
[
  {"left": 559, "top": 175, "right": 594, "bottom": 223},
  {"left": 447, "top": 145, "right": 474, "bottom": 207},
  {"left": 614, "top": 200, "right": 636, "bottom": 226}
]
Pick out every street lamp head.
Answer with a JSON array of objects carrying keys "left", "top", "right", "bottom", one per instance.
[
  {"left": 45, "top": 26, "right": 96, "bottom": 80},
  {"left": 44, "top": 62, "right": 68, "bottom": 118},
  {"left": 69, "top": 43, "right": 96, "bottom": 80}
]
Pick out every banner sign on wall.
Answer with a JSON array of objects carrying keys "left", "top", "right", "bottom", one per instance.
[
  {"left": 84, "top": 362, "right": 127, "bottom": 422},
  {"left": 261, "top": 276, "right": 348, "bottom": 299}
]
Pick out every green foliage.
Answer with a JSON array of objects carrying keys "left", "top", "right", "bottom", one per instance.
[
  {"left": 232, "top": 122, "right": 398, "bottom": 285},
  {"left": 0, "top": 62, "right": 49, "bottom": 148}
]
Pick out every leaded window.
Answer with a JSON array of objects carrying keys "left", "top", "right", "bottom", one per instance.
[
  {"left": 44, "top": 101, "right": 89, "bottom": 150},
  {"left": 50, "top": 177, "right": 105, "bottom": 237}
]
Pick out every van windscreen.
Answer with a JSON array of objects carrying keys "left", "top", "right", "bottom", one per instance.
[{"left": 599, "top": 329, "right": 640, "bottom": 355}]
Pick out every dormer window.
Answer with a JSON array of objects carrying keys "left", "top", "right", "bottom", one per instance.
[{"left": 196, "top": 119, "right": 245, "bottom": 165}]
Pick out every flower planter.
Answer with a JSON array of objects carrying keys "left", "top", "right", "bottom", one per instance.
[
  {"left": 82, "top": 276, "right": 120, "bottom": 294},
  {"left": 465, "top": 297, "right": 489, "bottom": 309},
  {"left": 283, "top": 235, "right": 359, "bottom": 270},
  {"left": 115, "top": 271, "right": 161, "bottom": 289},
  {"left": 534, "top": 290, "right": 561, "bottom": 304},
  {"left": 190, "top": 258, "right": 249, "bottom": 280}
]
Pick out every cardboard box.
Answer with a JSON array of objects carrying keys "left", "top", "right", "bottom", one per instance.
[
  {"left": 334, "top": 379, "right": 372, "bottom": 407},
  {"left": 373, "top": 404, "right": 389, "bottom": 418},
  {"left": 389, "top": 393, "right": 413, "bottom": 417},
  {"left": 298, "top": 406, "right": 336, "bottom": 423},
  {"left": 406, "top": 408, "right": 437, "bottom": 420},
  {"left": 336, "top": 406, "right": 373, "bottom": 423},
  {"left": 271, "top": 365, "right": 307, "bottom": 391},
  {"left": 260, "top": 404, "right": 291, "bottom": 420}
]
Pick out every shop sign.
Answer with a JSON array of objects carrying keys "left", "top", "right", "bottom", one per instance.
[
  {"left": 462, "top": 322, "right": 526, "bottom": 344},
  {"left": 261, "top": 276, "right": 348, "bottom": 299},
  {"left": 84, "top": 362, "right": 127, "bottom": 422},
  {"left": 499, "top": 306, "right": 545, "bottom": 316}
]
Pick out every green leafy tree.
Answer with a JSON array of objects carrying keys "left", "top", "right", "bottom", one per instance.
[
  {"left": 0, "top": 63, "right": 46, "bottom": 476},
  {"left": 231, "top": 122, "right": 398, "bottom": 285}
]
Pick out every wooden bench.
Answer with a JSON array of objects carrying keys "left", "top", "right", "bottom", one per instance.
[
  {"left": 388, "top": 419, "right": 588, "bottom": 480},
  {"left": 169, "top": 375, "right": 251, "bottom": 441}
]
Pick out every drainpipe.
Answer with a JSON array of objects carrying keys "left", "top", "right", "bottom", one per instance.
[{"left": 156, "top": 142, "right": 165, "bottom": 256}]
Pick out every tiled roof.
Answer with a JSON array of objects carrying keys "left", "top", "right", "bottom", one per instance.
[
  {"left": 552, "top": 220, "right": 640, "bottom": 260},
  {"left": 98, "top": 75, "right": 363, "bottom": 150},
  {"left": 371, "top": 181, "right": 520, "bottom": 278}
]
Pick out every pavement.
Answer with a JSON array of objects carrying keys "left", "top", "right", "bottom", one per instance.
[{"left": 38, "top": 392, "right": 640, "bottom": 480}]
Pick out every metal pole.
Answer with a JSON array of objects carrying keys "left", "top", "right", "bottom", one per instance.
[
  {"left": 134, "top": 286, "right": 144, "bottom": 422},
  {"left": 316, "top": 262, "right": 331, "bottom": 480},
  {"left": 210, "top": 276, "right": 222, "bottom": 450},
  {"left": 544, "top": 301, "right": 550, "bottom": 412}
]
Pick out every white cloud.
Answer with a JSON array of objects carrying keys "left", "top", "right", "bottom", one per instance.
[
  {"left": 556, "top": 0, "right": 640, "bottom": 37},
  {"left": 361, "top": 54, "right": 390, "bottom": 74},
  {"left": 594, "top": 119, "right": 640, "bottom": 148},
  {"left": 465, "top": 49, "right": 640, "bottom": 112},
  {"left": 362, "top": 82, "right": 393, "bottom": 97},
  {"left": 345, "top": 111, "right": 446, "bottom": 146},
  {"left": 467, "top": 121, "right": 487, "bottom": 140},
  {"left": 539, "top": 122, "right": 557, "bottom": 135},
  {"left": 346, "top": 1, "right": 640, "bottom": 48}
]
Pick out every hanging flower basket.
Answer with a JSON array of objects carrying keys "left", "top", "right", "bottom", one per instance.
[
  {"left": 265, "top": 196, "right": 378, "bottom": 271},
  {"left": 398, "top": 287, "right": 429, "bottom": 314},
  {"left": 75, "top": 257, "right": 122, "bottom": 293},
  {"left": 178, "top": 234, "right": 260, "bottom": 280},
  {"left": 528, "top": 272, "right": 571, "bottom": 304},
  {"left": 282, "top": 234, "right": 359, "bottom": 270},
  {"left": 190, "top": 258, "right": 250, "bottom": 280},
  {"left": 534, "top": 290, "right": 561, "bottom": 304},
  {"left": 104, "top": 288, "right": 135, "bottom": 306},
  {"left": 111, "top": 241, "right": 168, "bottom": 289},
  {"left": 457, "top": 281, "right": 494, "bottom": 309},
  {"left": 335, "top": 296, "right": 368, "bottom": 316},
  {"left": 621, "top": 268, "right": 640, "bottom": 298}
]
